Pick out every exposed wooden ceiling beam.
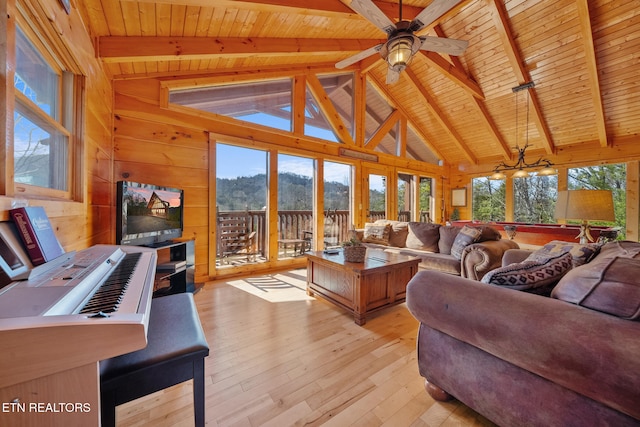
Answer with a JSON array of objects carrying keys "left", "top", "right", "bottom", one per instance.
[
  {"left": 366, "top": 109, "right": 401, "bottom": 151},
  {"left": 359, "top": 55, "right": 382, "bottom": 74},
  {"left": 306, "top": 74, "right": 355, "bottom": 144},
  {"left": 419, "top": 51, "right": 484, "bottom": 99},
  {"left": 576, "top": 0, "right": 609, "bottom": 148},
  {"left": 405, "top": 67, "right": 477, "bottom": 164},
  {"left": 398, "top": 116, "right": 408, "bottom": 158},
  {"left": 118, "top": 0, "right": 354, "bottom": 15},
  {"left": 97, "top": 36, "right": 385, "bottom": 62},
  {"left": 487, "top": 0, "right": 555, "bottom": 155},
  {"left": 117, "top": 0, "right": 426, "bottom": 20},
  {"left": 432, "top": 25, "right": 511, "bottom": 160},
  {"left": 339, "top": 0, "right": 425, "bottom": 21},
  {"left": 367, "top": 72, "right": 447, "bottom": 162},
  {"left": 424, "top": 25, "right": 484, "bottom": 100}
]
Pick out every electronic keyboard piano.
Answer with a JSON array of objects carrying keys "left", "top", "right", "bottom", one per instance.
[{"left": 0, "top": 244, "right": 157, "bottom": 426}]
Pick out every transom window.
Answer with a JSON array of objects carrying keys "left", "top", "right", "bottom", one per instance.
[{"left": 170, "top": 79, "right": 293, "bottom": 133}]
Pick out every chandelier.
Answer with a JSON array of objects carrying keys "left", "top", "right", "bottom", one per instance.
[{"left": 490, "top": 82, "right": 556, "bottom": 180}]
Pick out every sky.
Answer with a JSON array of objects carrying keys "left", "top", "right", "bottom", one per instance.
[
  {"left": 216, "top": 143, "right": 354, "bottom": 186},
  {"left": 127, "top": 186, "right": 182, "bottom": 207}
]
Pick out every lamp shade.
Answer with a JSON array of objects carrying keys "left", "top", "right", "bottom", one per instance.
[
  {"left": 554, "top": 190, "right": 615, "bottom": 222},
  {"left": 538, "top": 166, "right": 557, "bottom": 176},
  {"left": 489, "top": 171, "right": 506, "bottom": 180}
]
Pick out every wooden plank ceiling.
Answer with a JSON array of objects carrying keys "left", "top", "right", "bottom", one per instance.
[{"left": 80, "top": 0, "right": 640, "bottom": 170}]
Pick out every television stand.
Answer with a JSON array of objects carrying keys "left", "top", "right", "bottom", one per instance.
[
  {"left": 146, "top": 240, "right": 197, "bottom": 296},
  {"left": 144, "top": 240, "right": 178, "bottom": 249}
]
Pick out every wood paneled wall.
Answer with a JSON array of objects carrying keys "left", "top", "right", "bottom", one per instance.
[
  {"left": 113, "top": 80, "right": 210, "bottom": 282},
  {"left": 0, "top": 0, "right": 114, "bottom": 252}
]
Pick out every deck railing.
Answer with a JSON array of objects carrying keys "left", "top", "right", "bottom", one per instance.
[{"left": 217, "top": 209, "right": 431, "bottom": 257}]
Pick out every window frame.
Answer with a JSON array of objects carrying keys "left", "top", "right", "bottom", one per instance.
[{"left": 9, "top": 9, "right": 83, "bottom": 200}]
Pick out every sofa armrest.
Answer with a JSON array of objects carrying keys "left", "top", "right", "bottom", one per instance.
[
  {"left": 460, "top": 239, "right": 520, "bottom": 280},
  {"left": 406, "top": 270, "right": 640, "bottom": 421},
  {"left": 501, "top": 248, "right": 533, "bottom": 266}
]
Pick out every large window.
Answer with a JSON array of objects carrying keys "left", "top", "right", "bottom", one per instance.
[
  {"left": 324, "top": 161, "right": 352, "bottom": 248},
  {"left": 472, "top": 177, "right": 506, "bottom": 221},
  {"left": 418, "top": 177, "right": 434, "bottom": 222},
  {"left": 277, "top": 154, "right": 314, "bottom": 259},
  {"left": 367, "top": 173, "right": 386, "bottom": 221},
  {"left": 216, "top": 144, "right": 268, "bottom": 266},
  {"left": 397, "top": 173, "right": 413, "bottom": 221},
  {"left": 13, "top": 24, "right": 79, "bottom": 196},
  {"left": 513, "top": 175, "right": 557, "bottom": 223}
]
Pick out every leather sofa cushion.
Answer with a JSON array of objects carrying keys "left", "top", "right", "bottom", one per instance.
[
  {"left": 553, "top": 256, "right": 640, "bottom": 320},
  {"left": 482, "top": 251, "right": 573, "bottom": 291},
  {"left": 405, "top": 222, "right": 440, "bottom": 252},
  {"left": 438, "top": 226, "right": 461, "bottom": 255},
  {"left": 597, "top": 240, "right": 640, "bottom": 260},
  {"left": 400, "top": 249, "right": 461, "bottom": 275}
]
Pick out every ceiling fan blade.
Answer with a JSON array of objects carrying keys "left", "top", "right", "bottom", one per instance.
[
  {"left": 409, "top": 0, "right": 464, "bottom": 32},
  {"left": 419, "top": 36, "right": 468, "bottom": 56},
  {"left": 386, "top": 68, "right": 401, "bottom": 84},
  {"left": 343, "top": 0, "right": 396, "bottom": 34},
  {"left": 336, "top": 44, "right": 383, "bottom": 69}
]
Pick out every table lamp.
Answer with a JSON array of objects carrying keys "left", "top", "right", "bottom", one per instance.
[{"left": 554, "top": 190, "right": 615, "bottom": 244}]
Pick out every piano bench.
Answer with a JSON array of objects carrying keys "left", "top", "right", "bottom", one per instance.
[{"left": 99, "top": 292, "right": 209, "bottom": 427}]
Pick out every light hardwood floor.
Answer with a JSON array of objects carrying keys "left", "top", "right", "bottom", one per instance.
[{"left": 117, "top": 269, "right": 495, "bottom": 426}]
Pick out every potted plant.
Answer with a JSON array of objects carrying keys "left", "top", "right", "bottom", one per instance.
[{"left": 342, "top": 237, "right": 367, "bottom": 263}]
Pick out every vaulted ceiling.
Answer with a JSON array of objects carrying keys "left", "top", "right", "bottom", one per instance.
[{"left": 79, "top": 0, "right": 640, "bottom": 172}]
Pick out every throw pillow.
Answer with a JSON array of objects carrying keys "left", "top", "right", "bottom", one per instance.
[
  {"left": 451, "top": 225, "right": 482, "bottom": 260},
  {"left": 405, "top": 222, "right": 441, "bottom": 252},
  {"left": 362, "top": 223, "right": 392, "bottom": 245},
  {"left": 373, "top": 220, "right": 409, "bottom": 248},
  {"left": 552, "top": 256, "right": 640, "bottom": 320},
  {"left": 482, "top": 251, "right": 573, "bottom": 291},
  {"left": 438, "top": 226, "right": 461, "bottom": 255},
  {"left": 526, "top": 240, "right": 600, "bottom": 267}
]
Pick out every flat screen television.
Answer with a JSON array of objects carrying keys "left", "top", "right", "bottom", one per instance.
[{"left": 116, "top": 181, "right": 184, "bottom": 247}]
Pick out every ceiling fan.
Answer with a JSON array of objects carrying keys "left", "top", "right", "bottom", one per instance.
[{"left": 336, "top": 0, "right": 468, "bottom": 83}]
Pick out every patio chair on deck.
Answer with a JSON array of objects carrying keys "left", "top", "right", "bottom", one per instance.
[{"left": 217, "top": 208, "right": 256, "bottom": 263}]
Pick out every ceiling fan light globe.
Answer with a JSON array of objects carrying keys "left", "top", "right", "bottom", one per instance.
[{"left": 386, "top": 37, "right": 414, "bottom": 70}]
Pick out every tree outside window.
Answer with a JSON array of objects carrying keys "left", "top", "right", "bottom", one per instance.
[
  {"left": 513, "top": 175, "right": 557, "bottom": 223},
  {"left": 472, "top": 177, "right": 505, "bottom": 222}
]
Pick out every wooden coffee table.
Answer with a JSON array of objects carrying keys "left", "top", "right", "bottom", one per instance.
[{"left": 306, "top": 249, "right": 420, "bottom": 325}]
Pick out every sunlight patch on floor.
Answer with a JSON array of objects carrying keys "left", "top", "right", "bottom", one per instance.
[{"left": 226, "top": 269, "right": 315, "bottom": 303}]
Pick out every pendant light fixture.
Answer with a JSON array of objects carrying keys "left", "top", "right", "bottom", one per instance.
[{"left": 490, "top": 82, "right": 557, "bottom": 180}]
